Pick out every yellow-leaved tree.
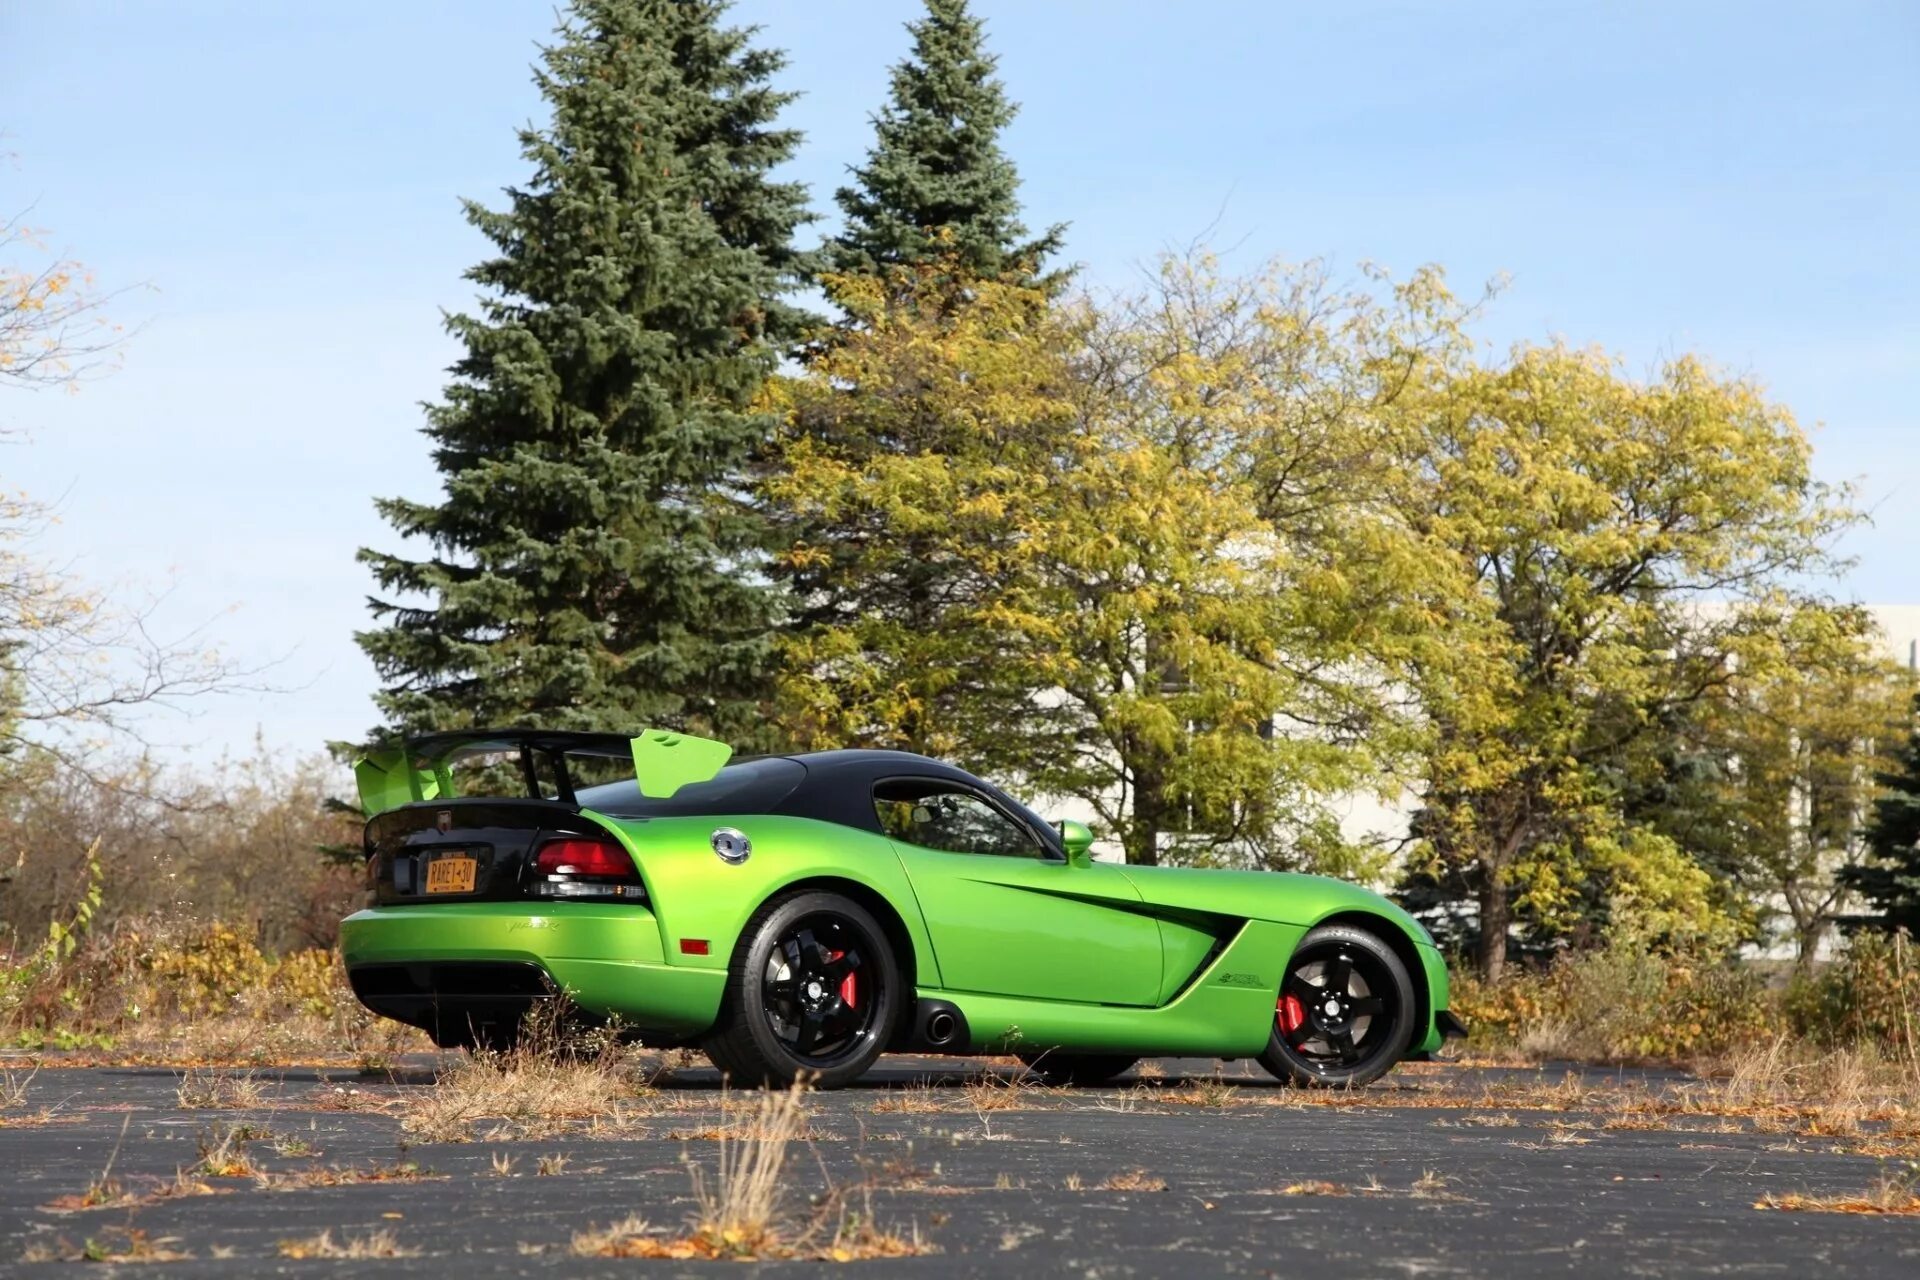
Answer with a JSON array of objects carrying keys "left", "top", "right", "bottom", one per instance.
[
  {"left": 770, "top": 253, "right": 1472, "bottom": 872},
  {"left": 1700, "top": 603, "right": 1913, "bottom": 971},
  {"left": 1392, "top": 346, "right": 1857, "bottom": 977},
  {"left": 765, "top": 260, "right": 1079, "bottom": 769}
]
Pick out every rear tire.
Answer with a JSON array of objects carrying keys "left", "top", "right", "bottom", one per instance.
[
  {"left": 1258, "top": 924, "right": 1416, "bottom": 1088},
  {"left": 702, "top": 891, "right": 900, "bottom": 1089},
  {"left": 1016, "top": 1051, "right": 1138, "bottom": 1087}
]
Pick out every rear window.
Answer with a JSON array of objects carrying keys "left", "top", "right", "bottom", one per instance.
[{"left": 576, "top": 756, "right": 807, "bottom": 817}]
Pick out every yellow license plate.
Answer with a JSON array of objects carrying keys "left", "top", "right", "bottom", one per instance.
[{"left": 425, "top": 855, "right": 476, "bottom": 894}]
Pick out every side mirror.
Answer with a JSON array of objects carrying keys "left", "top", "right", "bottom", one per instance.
[{"left": 1055, "top": 819, "right": 1095, "bottom": 867}]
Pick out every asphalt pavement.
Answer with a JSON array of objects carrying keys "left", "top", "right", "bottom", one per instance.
[{"left": 3, "top": 1055, "right": 1917, "bottom": 1277}]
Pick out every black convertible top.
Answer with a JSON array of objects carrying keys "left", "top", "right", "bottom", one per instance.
[{"left": 576, "top": 748, "right": 1063, "bottom": 855}]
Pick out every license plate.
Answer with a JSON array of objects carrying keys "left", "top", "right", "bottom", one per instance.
[{"left": 425, "top": 855, "right": 477, "bottom": 894}]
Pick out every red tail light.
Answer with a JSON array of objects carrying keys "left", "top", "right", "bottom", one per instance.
[
  {"left": 532, "top": 838, "right": 635, "bottom": 879},
  {"left": 526, "top": 836, "right": 644, "bottom": 901}
]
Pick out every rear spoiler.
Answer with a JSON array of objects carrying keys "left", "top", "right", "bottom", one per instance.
[{"left": 353, "top": 728, "right": 733, "bottom": 817}]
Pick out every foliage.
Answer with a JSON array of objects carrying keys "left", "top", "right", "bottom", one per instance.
[
  {"left": 1395, "top": 345, "right": 1856, "bottom": 976},
  {"left": 769, "top": 254, "right": 1462, "bottom": 871},
  {"left": 828, "top": 0, "right": 1061, "bottom": 284},
  {"left": 1455, "top": 930, "right": 1920, "bottom": 1067},
  {"left": 0, "top": 207, "right": 127, "bottom": 404},
  {"left": 1695, "top": 606, "right": 1913, "bottom": 966},
  {"left": 0, "top": 841, "right": 102, "bottom": 1028},
  {"left": 357, "top": 0, "right": 811, "bottom": 748},
  {"left": 1451, "top": 938, "right": 1774, "bottom": 1062},
  {"left": 144, "top": 922, "right": 273, "bottom": 1015},
  {"left": 767, "top": 260, "right": 1075, "bottom": 767},
  {"left": 1008, "top": 255, "right": 1473, "bottom": 869},
  {"left": 2, "top": 914, "right": 353, "bottom": 1043},
  {"left": 1841, "top": 694, "right": 1920, "bottom": 937},
  {"left": 1785, "top": 931, "right": 1920, "bottom": 1053},
  {"left": 0, "top": 745, "right": 362, "bottom": 954}
]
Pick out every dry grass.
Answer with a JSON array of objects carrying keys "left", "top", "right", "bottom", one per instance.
[
  {"left": 23, "top": 1227, "right": 193, "bottom": 1263},
  {"left": 176, "top": 1068, "right": 269, "bottom": 1109},
  {"left": 1280, "top": 1180, "right": 1348, "bottom": 1196},
  {"left": 1159, "top": 1076, "right": 1240, "bottom": 1108},
  {"left": 688, "top": 1082, "right": 812, "bottom": 1255},
  {"left": 257, "top": 1155, "right": 436, "bottom": 1191},
  {"left": 961, "top": 1070, "right": 1047, "bottom": 1113},
  {"left": 401, "top": 1032, "right": 652, "bottom": 1142},
  {"left": 577, "top": 1084, "right": 810, "bottom": 1260},
  {"left": 277, "top": 1229, "right": 421, "bottom": 1259},
  {"left": 1098, "top": 1169, "right": 1167, "bottom": 1192},
  {"left": 194, "top": 1122, "right": 261, "bottom": 1179},
  {"left": 574, "top": 1083, "right": 934, "bottom": 1262},
  {"left": 1756, "top": 1190, "right": 1920, "bottom": 1214},
  {"left": 0, "top": 1063, "right": 37, "bottom": 1110},
  {"left": 869, "top": 1080, "right": 946, "bottom": 1114},
  {"left": 1756, "top": 1159, "right": 1920, "bottom": 1215}
]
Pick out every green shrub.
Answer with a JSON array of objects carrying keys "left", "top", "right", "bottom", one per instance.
[
  {"left": 1785, "top": 932, "right": 1920, "bottom": 1053},
  {"left": 1451, "top": 939, "right": 1771, "bottom": 1062}
]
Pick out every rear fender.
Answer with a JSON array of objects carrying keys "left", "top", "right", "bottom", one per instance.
[{"left": 583, "top": 813, "right": 943, "bottom": 989}]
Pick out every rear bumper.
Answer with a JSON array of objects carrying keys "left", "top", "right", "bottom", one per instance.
[
  {"left": 339, "top": 903, "right": 725, "bottom": 1039},
  {"left": 348, "top": 960, "right": 554, "bottom": 1046}
]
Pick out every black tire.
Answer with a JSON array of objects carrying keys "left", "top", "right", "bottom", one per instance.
[
  {"left": 702, "top": 891, "right": 901, "bottom": 1089},
  {"left": 1016, "top": 1051, "right": 1138, "bottom": 1087},
  {"left": 1257, "top": 924, "right": 1416, "bottom": 1088}
]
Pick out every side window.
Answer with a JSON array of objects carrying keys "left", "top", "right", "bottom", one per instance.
[{"left": 873, "top": 779, "right": 1040, "bottom": 858}]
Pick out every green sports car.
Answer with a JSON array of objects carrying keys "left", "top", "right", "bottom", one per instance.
[{"left": 340, "top": 729, "right": 1464, "bottom": 1089}]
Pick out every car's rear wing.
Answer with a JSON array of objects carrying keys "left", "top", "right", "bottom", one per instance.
[{"left": 353, "top": 727, "right": 733, "bottom": 817}]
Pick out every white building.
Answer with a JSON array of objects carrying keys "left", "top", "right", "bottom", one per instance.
[{"left": 1063, "top": 605, "right": 1920, "bottom": 867}]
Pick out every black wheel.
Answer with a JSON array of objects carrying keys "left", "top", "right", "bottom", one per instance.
[
  {"left": 1016, "top": 1051, "right": 1138, "bottom": 1087},
  {"left": 1257, "top": 924, "right": 1415, "bottom": 1088},
  {"left": 702, "top": 891, "right": 901, "bottom": 1089}
]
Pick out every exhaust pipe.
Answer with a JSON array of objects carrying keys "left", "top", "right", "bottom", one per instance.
[{"left": 903, "top": 998, "right": 969, "bottom": 1053}]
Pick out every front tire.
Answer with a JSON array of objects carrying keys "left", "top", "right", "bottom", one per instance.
[
  {"left": 1016, "top": 1052, "right": 1138, "bottom": 1087},
  {"left": 1258, "top": 924, "right": 1416, "bottom": 1088},
  {"left": 702, "top": 891, "right": 900, "bottom": 1089}
]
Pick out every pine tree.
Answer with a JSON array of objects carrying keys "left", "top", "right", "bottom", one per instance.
[
  {"left": 829, "top": 0, "right": 1062, "bottom": 281},
  {"left": 1841, "top": 694, "right": 1920, "bottom": 936},
  {"left": 357, "top": 0, "right": 810, "bottom": 744}
]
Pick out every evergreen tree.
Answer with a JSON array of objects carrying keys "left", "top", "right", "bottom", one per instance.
[
  {"left": 829, "top": 0, "right": 1062, "bottom": 281},
  {"left": 1841, "top": 694, "right": 1920, "bottom": 936},
  {"left": 357, "top": 0, "right": 810, "bottom": 744}
]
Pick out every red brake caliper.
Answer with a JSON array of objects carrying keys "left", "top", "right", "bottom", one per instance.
[
  {"left": 827, "top": 950, "right": 856, "bottom": 1008},
  {"left": 1278, "top": 993, "right": 1305, "bottom": 1035}
]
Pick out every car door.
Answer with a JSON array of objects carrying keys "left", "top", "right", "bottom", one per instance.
[{"left": 877, "top": 776, "right": 1163, "bottom": 1007}]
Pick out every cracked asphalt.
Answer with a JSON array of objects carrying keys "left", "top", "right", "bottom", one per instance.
[{"left": 4, "top": 1055, "right": 1918, "bottom": 1277}]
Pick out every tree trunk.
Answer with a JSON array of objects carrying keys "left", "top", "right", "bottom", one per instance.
[
  {"left": 1477, "top": 873, "right": 1510, "bottom": 982},
  {"left": 1792, "top": 915, "right": 1828, "bottom": 978},
  {"left": 1124, "top": 737, "right": 1164, "bottom": 866}
]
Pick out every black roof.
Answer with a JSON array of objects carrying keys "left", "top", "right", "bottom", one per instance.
[{"left": 576, "top": 747, "right": 1062, "bottom": 854}]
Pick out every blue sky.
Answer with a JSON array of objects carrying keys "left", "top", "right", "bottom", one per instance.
[{"left": 1, "top": 1, "right": 1915, "bottom": 762}]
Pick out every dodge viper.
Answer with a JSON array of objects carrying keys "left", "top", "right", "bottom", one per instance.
[{"left": 339, "top": 729, "right": 1464, "bottom": 1088}]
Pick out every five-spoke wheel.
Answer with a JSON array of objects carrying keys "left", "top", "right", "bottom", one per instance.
[
  {"left": 1257, "top": 923, "right": 1415, "bottom": 1088},
  {"left": 703, "top": 891, "right": 900, "bottom": 1088}
]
